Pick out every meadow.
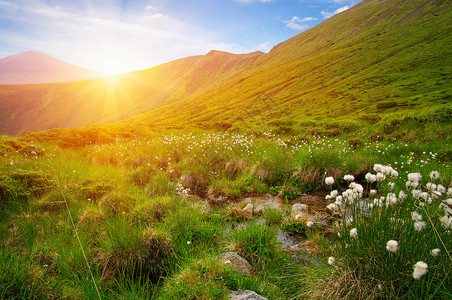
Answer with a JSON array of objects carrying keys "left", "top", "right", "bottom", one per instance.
[{"left": 0, "top": 128, "right": 451, "bottom": 299}]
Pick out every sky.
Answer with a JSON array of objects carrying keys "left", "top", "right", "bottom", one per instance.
[{"left": 0, "top": 0, "right": 361, "bottom": 74}]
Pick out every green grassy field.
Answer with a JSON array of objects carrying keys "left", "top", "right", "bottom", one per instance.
[{"left": 1, "top": 128, "right": 450, "bottom": 299}]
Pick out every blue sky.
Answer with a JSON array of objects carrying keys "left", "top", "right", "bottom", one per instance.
[{"left": 0, "top": 0, "right": 361, "bottom": 74}]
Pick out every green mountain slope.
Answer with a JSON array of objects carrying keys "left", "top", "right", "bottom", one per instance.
[
  {"left": 126, "top": 0, "right": 452, "bottom": 136},
  {"left": 0, "top": 51, "right": 263, "bottom": 136},
  {"left": 0, "top": 0, "right": 450, "bottom": 138}
]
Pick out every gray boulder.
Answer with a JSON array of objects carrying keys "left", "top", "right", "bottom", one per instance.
[{"left": 229, "top": 289, "right": 268, "bottom": 300}]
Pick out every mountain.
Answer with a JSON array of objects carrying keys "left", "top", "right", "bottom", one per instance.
[
  {"left": 126, "top": 0, "right": 451, "bottom": 133},
  {"left": 0, "top": 0, "right": 451, "bottom": 137},
  {"left": 0, "top": 50, "right": 263, "bottom": 135},
  {"left": 0, "top": 51, "right": 105, "bottom": 84}
]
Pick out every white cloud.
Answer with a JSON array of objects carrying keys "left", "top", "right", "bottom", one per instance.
[
  {"left": 336, "top": 5, "right": 350, "bottom": 13},
  {"left": 258, "top": 41, "right": 271, "bottom": 52},
  {"left": 284, "top": 15, "right": 315, "bottom": 31},
  {"left": 234, "top": 0, "right": 274, "bottom": 3},
  {"left": 321, "top": 5, "right": 350, "bottom": 19},
  {"left": 140, "top": 13, "right": 167, "bottom": 22},
  {"left": 301, "top": 17, "right": 317, "bottom": 22},
  {"left": 145, "top": 5, "right": 155, "bottom": 10}
]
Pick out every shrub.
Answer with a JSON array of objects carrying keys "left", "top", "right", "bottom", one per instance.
[
  {"left": 228, "top": 222, "right": 280, "bottom": 267},
  {"left": 94, "top": 218, "right": 172, "bottom": 281}
]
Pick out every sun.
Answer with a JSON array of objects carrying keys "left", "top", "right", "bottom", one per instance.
[{"left": 96, "top": 57, "right": 135, "bottom": 76}]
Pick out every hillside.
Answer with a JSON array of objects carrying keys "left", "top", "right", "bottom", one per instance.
[
  {"left": 0, "top": 51, "right": 263, "bottom": 135},
  {"left": 0, "top": 51, "right": 105, "bottom": 84},
  {"left": 0, "top": 0, "right": 451, "bottom": 138},
  {"left": 126, "top": 0, "right": 452, "bottom": 136}
]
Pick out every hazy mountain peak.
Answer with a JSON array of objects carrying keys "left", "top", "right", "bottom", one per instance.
[{"left": 0, "top": 51, "right": 105, "bottom": 84}]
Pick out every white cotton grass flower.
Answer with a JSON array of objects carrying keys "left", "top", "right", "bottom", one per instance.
[
  {"left": 370, "top": 189, "right": 377, "bottom": 196},
  {"left": 408, "top": 172, "right": 422, "bottom": 184},
  {"left": 328, "top": 256, "right": 335, "bottom": 265},
  {"left": 448, "top": 187, "right": 452, "bottom": 197},
  {"left": 186, "top": 241, "right": 192, "bottom": 245},
  {"left": 386, "top": 193, "right": 397, "bottom": 206},
  {"left": 365, "top": 172, "right": 376, "bottom": 183},
  {"left": 406, "top": 180, "right": 419, "bottom": 188},
  {"left": 325, "top": 176, "right": 335, "bottom": 186},
  {"left": 386, "top": 240, "right": 399, "bottom": 253},
  {"left": 440, "top": 215, "right": 452, "bottom": 229},
  {"left": 430, "top": 248, "right": 441, "bottom": 257},
  {"left": 412, "top": 189, "right": 422, "bottom": 199},
  {"left": 295, "top": 214, "right": 302, "bottom": 220},
  {"left": 414, "top": 221, "right": 426, "bottom": 232},
  {"left": 350, "top": 228, "right": 358, "bottom": 239},
  {"left": 426, "top": 182, "right": 437, "bottom": 192},
  {"left": 437, "top": 184, "right": 446, "bottom": 194},
  {"left": 344, "top": 175, "right": 355, "bottom": 182},
  {"left": 430, "top": 171, "right": 440, "bottom": 180},
  {"left": 413, "top": 261, "right": 428, "bottom": 279},
  {"left": 306, "top": 221, "right": 314, "bottom": 228},
  {"left": 330, "top": 190, "right": 338, "bottom": 198},
  {"left": 411, "top": 211, "right": 423, "bottom": 222},
  {"left": 376, "top": 172, "right": 386, "bottom": 182},
  {"left": 398, "top": 191, "right": 407, "bottom": 201},
  {"left": 374, "top": 164, "right": 383, "bottom": 172},
  {"left": 388, "top": 182, "right": 395, "bottom": 190}
]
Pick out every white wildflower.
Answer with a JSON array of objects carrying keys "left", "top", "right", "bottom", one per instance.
[
  {"left": 373, "top": 164, "right": 383, "bottom": 172},
  {"left": 391, "top": 169, "right": 399, "bottom": 178},
  {"left": 328, "top": 256, "right": 335, "bottom": 265},
  {"left": 325, "top": 176, "right": 335, "bottom": 186},
  {"left": 411, "top": 211, "right": 423, "bottom": 221},
  {"left": 386, "top": 240, "right": 399, "bottom": 253},
  {"left": 330, "top": 190, "right": 339, "bottom": 198},
  {"left": 414, "top": 221, "right": 426, "bottom": 232},
  {"left": 370, "top": 189, "right": 377, "bottom": 196},
  {"left": 426, "top": 182, "right": 437, "bottom": 192},
  {"left": 365, "top": 172, "right": 376, "bottom": 183},
  {"left": 413, "top": 261, "right": 428, "bottom": 279},
  {"left": 388, "top": 182, "right": 395, "bottom": 190},
  {"left": 408, "top": 173, "right": 422, "bottom": 184},
  {"left": 448, "top": 187, "right": 452, "bottom": 197},
  {"left": 429, "top": 171, "right": 440, "bottom": 180},
  {"left": 386, "top": 193, "right": 397, "bottom": 205},
  {"left": 344, "top": 175, "right": 354, "bottom": 182},
  {"left": 307, "top": 221, "right": 314, "bottom": 228},
  {"left": 350, "top": 228, "right": 358, "bottom": 239},
  {"left": 376, "top": 172, "right": 386, "bottom": 182},
  {"left": 398, "top": 191, "right": 407, "bottom": 201},
  {"left": 412, "top": 189, "right": 422, "bottom": 199},
  {"left": 437, "top": 184, "right": 446, "bottom": 193},
  {"left": 295, "top": 214, "right": 302, "bottom": 220},
  {"left": 430, "top": 248, "right": 441, "bottom": 257},
  {"left": 326, "top": 203, "right": 337, "bottom": 212},
  {"left": 440, "top": 215, "right": 452, "bottom": 229},
  {"left": 187, "top": 241, "right": 192, "bottom": 245}
]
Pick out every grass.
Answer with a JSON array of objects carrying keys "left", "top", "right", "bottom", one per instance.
[{"left": 0, "top": 128, "right": 451, "bottom": 299}]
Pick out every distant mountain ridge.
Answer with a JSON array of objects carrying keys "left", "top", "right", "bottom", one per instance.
[
  {"left": 0, "top": 0, "right": 451, "bottom": 136},
  {"left": 0, "top": 51, "right": 105, "bottom": 84},
  {"left": 0, "top": 50, "right": 264, "bottom": 135}
]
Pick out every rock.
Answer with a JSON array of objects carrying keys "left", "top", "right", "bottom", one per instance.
[
  {"left": 219, "top": 252, "right": 252, "bottom": 276},
  {"left": 229, "top": 289, "right": 268, "bottom": 300},
  {"left": 243, "top": 203, "right": 254, "bottom": 218},
  {"left": 291, "top": 203, "right": 308, "bottom": 216}
]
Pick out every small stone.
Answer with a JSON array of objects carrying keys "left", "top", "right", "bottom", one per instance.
[
  {"left": 219, "top": 252, "right": 252, "bottom": 276},
  {"left": 229, "top": 289, "right": 268, "bottom": 300},
  {"left": 243, "top": 203, "right": 254, "bottom": 218},
  {"left": 291, "top": 203, "right": 308, "bottom": 216}
]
